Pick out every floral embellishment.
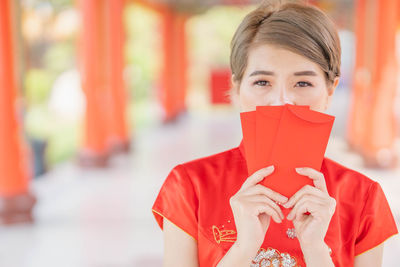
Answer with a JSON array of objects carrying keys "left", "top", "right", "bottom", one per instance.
[
  {"left": 250, "top": 247, "right": 300, "bottom": 267},
  {"left": 286, "top": 228, "right": 296, "bottom": 239},
  {"left": 212, "top": 225, "right": 236, "bottom": 244}
]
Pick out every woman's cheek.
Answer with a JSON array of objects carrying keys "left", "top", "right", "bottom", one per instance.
[
  {"left": 239, "top": 85, "right": 258, "bottom": 111},
  {"left": 239, "top": 92, "right": 257, "bottom": 112},
  {"left": 301, "top": 90, "right": 328, "bottom": 111},
  {"left": 293, "top": 87, "right": 325, "bottom": 105}
]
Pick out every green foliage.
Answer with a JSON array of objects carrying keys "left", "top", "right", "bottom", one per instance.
[
  {"left": 25, "top": 105, "right": 52, "bottom": 139},
  {"left": 25, "top": 104, "right": 81, "bottom": 165},
  {"left": 43, "top": 41, "right": 75, "bottom": 74},
  {"left": 24, "top": 69, "right": 54, "bottom": 105},
  {"left": 188, "top": 6, "right": 254, "bottom": 67},
  {"left": 46, "top": 0, "right": 72, "bottom": 11},
  {"left": 124, "top": 4, "right": 160, "bottom": 101},
  {"left": 45, "top": 121, "right": 81, "bottom": 165}
]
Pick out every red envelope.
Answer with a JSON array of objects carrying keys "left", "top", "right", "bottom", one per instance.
[
  {"left": 255, "top": 105, "right": 309, "bottom": 175},
  {"left": 253, "top": 106, "right": 283, "bottom": 175},
  {"left": 240, "top": 111, "right": 256, "bottom": 174},
  {"left": 260, "top": 104, "right": 335, "bottom": 197}
]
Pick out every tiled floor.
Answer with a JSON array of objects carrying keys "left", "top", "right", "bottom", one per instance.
[{"left": 0, "top": 106, "right": 399, "bottom": 267}]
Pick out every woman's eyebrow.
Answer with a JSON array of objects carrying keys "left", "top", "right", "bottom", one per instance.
[
  {"left": 293, "top": 71, "right": 317, "bottom": 76},
  {"left": 249, "top": 70, "right": 318, "bottom": 76},
  {"left": 249, "top": 70, "right": 274, "bottom": 76}
]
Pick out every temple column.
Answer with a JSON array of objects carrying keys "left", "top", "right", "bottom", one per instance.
[
  {"left": 78, "top": 0, "right": 110, "bottom": 167},
  {"left": 0, "top": 0, "right": 36, "bottom": 224},
  {"left": 104, "top": 0, "right": 130, "bottom": 153},
  {"left": 348, "top": 0, "right": 399, "bottom": 168},
  {"left": 159, "top": 8, "right": 189, "bottom": 122}
]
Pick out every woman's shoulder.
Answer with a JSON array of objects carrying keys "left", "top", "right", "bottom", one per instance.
[
  {"left": 171, "top": 145, "right": 247, "bottom": 196},
  {"left": 322, "top": 156, "right": 377, "bottom": 183},
  {"left": 321, "top": 157, "right": 378, "bottom": 199},
  {"left": 183, "top": 145, "right": 244, "bottom": 165},
  {"left": 322, "top": 158, "right": 398, "bottom": 258},
  {"left": 179, "top": 145, "right": 246, "bottom": 177}
]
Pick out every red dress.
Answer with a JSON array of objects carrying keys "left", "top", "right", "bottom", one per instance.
[{"left": 152, "top": 141, "right": 398, "bottom": 266}]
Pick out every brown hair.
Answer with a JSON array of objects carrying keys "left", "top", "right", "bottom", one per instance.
[{"left": 230, "top": 0, "right": 341, "bottom": 87}]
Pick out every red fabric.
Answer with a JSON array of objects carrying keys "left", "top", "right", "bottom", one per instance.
[
  {"left": 152, "top": 165, "right": 198, "bottom": 240},
  {"left": 354, "top": 181, "right": 397, "bottom": 255},
  {"left": 152, "top": 142, "right": 398, "bottom": 266}
]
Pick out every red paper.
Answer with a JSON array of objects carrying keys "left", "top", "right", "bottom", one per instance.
[
  {"left": 261, "top": 104, "right": 334, "bottom": 197},
  {"left": 240, "top": 104, "right": 335, "bottom": 198},
  {"left": 255, "top": 105, "right": 309, "bottom": 175},
  {"left": 240, "top": 111, "right": 256, "bottom": 174}
]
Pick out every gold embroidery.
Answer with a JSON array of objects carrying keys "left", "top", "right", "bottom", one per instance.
[
  {"left": 251, "top": 247, "right": 300, "bottom": 267},
  {"left": 212, "top": 225, "right": 237, "bottom": 244}
]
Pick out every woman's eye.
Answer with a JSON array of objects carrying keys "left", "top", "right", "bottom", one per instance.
[
  {"left": 254, "top": 80, "right": 270, "bottom": 86},
  {"left": 296, "top": 81, "right": 312, "bottom": 87}
]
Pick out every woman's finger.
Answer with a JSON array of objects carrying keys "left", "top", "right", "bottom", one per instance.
[
  {"left": 254, "top": 203, "right": 283, "bottom": 223},
  {"left": 286, "top": 195, "right": 327, "bottom": 220},
  {"left": 240, "top": 165, "right": 275, "bottom": 191},
  {"left": 295, "top": 201, "right": 326, "bottom": 222},
  {"left": 295, "top": 167, "right": 328, "bottom": 193},
  {"left": 243, "top": 184, "right": 288, "bottom": 205},
  {"left": 283, "top": 184, "right": 327, "bottom": 209},
  {"left": 245, "top": 194, "right": 285, "bottom": 220}
]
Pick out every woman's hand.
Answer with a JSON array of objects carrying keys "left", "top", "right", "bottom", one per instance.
[
  {"left": 229, "top": 165, "right": 288, "bottom": 254},
  {"left": 284, "top": 167, "right": 336, "bottom": 251}
]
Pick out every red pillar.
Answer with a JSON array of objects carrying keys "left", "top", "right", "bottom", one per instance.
[
  {"left": 348, "top": 0, "right": 399, "bottom": 168},
  {"left": 347, "top": 0, "right": 368, "bottom": 153},
  {"left": 78, "top": 0, "right": 110, "bottom": 166},
  {"left": 175, "top": 13, "right": 188, "bottom": 117},
  {"left": 159, "top": 9, "right": 189, "bottom": 122},
  {"left": 105, "top": 0, "right": 130, "bottom": 153},
  {"left": 0, "top": 0, "right": 36, "bottom": 224}
]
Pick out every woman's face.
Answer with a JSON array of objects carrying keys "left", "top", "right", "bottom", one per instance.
[{"left": 232, "top": 44, "right": 339, "bottom": 112}]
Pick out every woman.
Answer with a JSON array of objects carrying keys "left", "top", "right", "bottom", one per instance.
[{"left": 152, "top": 1, "right": 398, "bottom": 266}]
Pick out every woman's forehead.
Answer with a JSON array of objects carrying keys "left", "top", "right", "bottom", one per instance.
[{"left": 245, "top": 45, "right": 323, "bottom": 76}]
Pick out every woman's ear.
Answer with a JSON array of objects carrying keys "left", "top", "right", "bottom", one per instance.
[
  {"left": 329, "top": 77, "right": 340, "bottom": 96},
  {"left": 231, "top": 74, "right": 240, "bottom": 91},
  {"left": 325, "top": 77, "right": 340, "bottom": 110},
  {"left": 229, "top": 74, "right": 240, "bottom": 107}
]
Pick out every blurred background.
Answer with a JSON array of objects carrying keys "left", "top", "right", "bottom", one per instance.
[{"left": 0, "top": 0, "right": 399, "bottom": 266}]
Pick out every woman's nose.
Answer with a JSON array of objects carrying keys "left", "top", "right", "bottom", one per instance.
[{"left": 268, "top": 89, "right": 294, "bottom": 106}]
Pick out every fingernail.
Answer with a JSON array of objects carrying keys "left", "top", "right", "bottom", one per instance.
[
  {"left": 295, "top": 167, "right": 303, "bottom": 172},
  {"left": 265, "top": 165, "right": 274, "bottom": 171}
]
